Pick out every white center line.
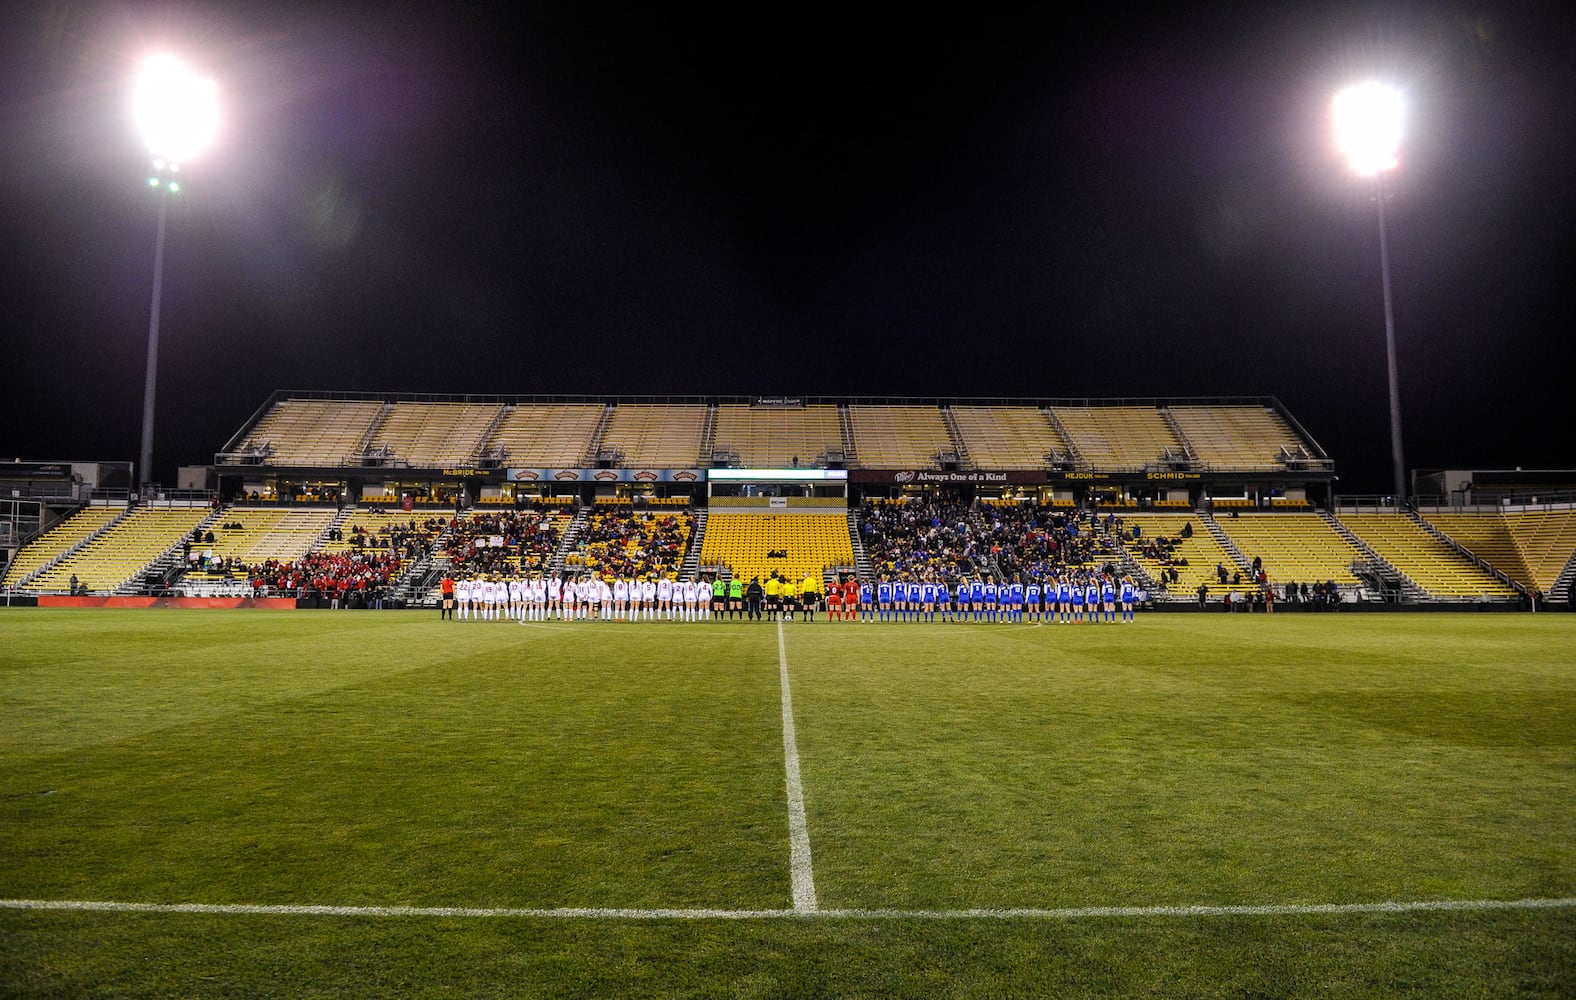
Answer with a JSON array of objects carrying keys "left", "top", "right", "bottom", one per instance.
[{"left": 778, "top": 620, "right": 817, "bottom": 913}]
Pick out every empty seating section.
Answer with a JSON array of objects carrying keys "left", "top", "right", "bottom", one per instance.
[
  {"left": 712, "top": 405, "right": 843, "bottom": 467},
  {"left": 848, "top": 406, "right": 952, "bottom": 468},
  {"left": 26, "top": 506, "right": 209, "bottom": 593},
  {"left": 1119, "top": 514, "right": 1240, "bottom": 598},
  {"left": 601, "top": 405, "right": 708, "bottom": 468},
  {"left": 233, "top": 399, "right": 384, "bottom": 466},
  {"left": 1050, "top": 406, "right": 1183, "bottom": 471},
  {"left": 1423, "top": 511, "right": 1576, "bottom": 592},
  {"left": 195, "top": 507, "right": 337, "bottom": 566},
  {"left": 1420, "top": 514, "right": 1529, "bottom": 587},
  {"left": 1213, "top": 514, "right": 1363, "bottom": 588},
  {"left": 2, "top": 505, "right": 124, "bottom": 586},
  {"left": 1169, "top": 406, "right": 1304, "bottom": 471},
  {"left": 1337, "top": 513, "right": 1518, "bottom": 598},
  {"left": 366, "top": 402, "right": 502, "bottom": 467},
  {"left": 1503, "top": 511, "right": 1576, "bottom": 592},
  {"left": 701, "top": 513, "right": 853, "bottom": 585},
  {"left": 485, "top": 404, "right": 605, "bottom": 466},
  {"left": 950, "top": 407, "right": 1070, "bottom": 469}
]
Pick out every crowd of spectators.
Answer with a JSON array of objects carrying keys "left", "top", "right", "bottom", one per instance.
[
  {"left": 860, "top": 495, "right": 1117, "bottom": 583},
  {"left": 243, "top": 549, "right": 403, "bottom": 606},
  {"left": 976, "top": 501, "right": 1112, "bottom": 580},
  {"left": 860, "top": 495, "right": 986, "bottom": 580},
  {"left": 444, "top": 510, "right": 567, "bottom": 576},
  {"left": 564, "top": 510, "right": 692, "bottom": 579}
]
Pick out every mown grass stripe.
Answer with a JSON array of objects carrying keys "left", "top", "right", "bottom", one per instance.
[{"left": 3, "top": 897, "right": 1572, "bottom": 921}]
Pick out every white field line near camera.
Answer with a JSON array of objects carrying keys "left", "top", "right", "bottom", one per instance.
[
  {"left": 778, "top": 621, "right": 818, "bottom": 912},
  {"left": 3, "top": 897, "right": 1572, "bottom": 921}
]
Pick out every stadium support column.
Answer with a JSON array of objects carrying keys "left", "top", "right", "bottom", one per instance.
[
  {"left": 1376, "top": 176, "right": 1406, "bottom": 506},
  {"left": 131, "top": 52, "right": 219, "bottom": 494},
  {"left": 1333, "top": 80, "right": 1407, "bottom": 507},
  {"left": 139, "top": 194, "right": 168, "bottom": 494}
]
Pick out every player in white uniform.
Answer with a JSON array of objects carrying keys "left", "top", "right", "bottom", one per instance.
[
  {"left": 612, "top": 576, "right": 629, "bottom": 621},
  {"left": 546, "top": 574, "right": 561, "bottom": 620},
  {"left": 598, "top": 575, "right": 613, "bottom": 621},
  {"left": 656, "top": 576, "right": 674, "bottom": 621},
  {"left": 639, "top": 577, "right": 657, "bottom": 621},
  {"left": 675, "top": 578, "right": 693, "bottom": 621},
  {"left": 508, "top": 576, "right": 523, "bottom": 621},
  {"left": 532, "top": 573, "right": 548, "bottom": 621},
  {"left": 561, "top": 575, "right": 578, "bottom": 621},
  {"left": 455, "top": 577, "right": 471, "bottom": 621}
]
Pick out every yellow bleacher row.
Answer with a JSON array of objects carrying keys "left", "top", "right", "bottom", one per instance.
[
  {"left": 951, "top": 407, "right": 1070, "bottom": 470},
  {"left": 847, "top": 405, "right": 953, "bottom": 468},
  {"left": 224, "top": 398, "right": 1320, "bottom": 472},
  {"left": 700, "top": 513, "right": 853, "bottom": 585},
  {"left": 712, "top": 404, "right": 843, "bottom": 467},
  {"left": 487, "top": 403, "right": 605, "bottom": 466},
  {"left": 367, "top": 402, "right": 502, "bottom": 467},
  {"left": 1050, "top": 406, "right": 1183, "bottom": 470},
  {"left": 1213, "top": 513, "right": 1364, "bottom": 588},
  {"left": 1420, "top": 511, "right": 1576, "bottom": 593},
  {"left": 236, "top": 399, "right": 385, "bottom": 466},
  {"left": 1339, "top": 513, "right": 1516, "bottom": 598},
  {"left": 190, "top": 508, "right": 338, "bottom": 566},
  {"left": 1120, "top": 514, "right": 1242, "bottom": 598},
  {"left": 1, "top": 505, "right": 124, "bottom": 586},
  {"left": 1168, "top": 406, "right": 1304, "bottom": 470},
  {"left": 26, "top": 507, "right": 210, "bottom": 593},
  {"left": 7, "top": 500, "right": 1573, "bottom": 598},
  {"left": 600, "top": 404, "right": 708, "bottom": 468}
]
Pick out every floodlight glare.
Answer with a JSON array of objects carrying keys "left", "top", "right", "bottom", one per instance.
[
  {"left": 1333, "top": 81, "right": 1403, "bottom": 176},
  {"left": 132, "top": 53, "right": 219, "bottom": 164}
]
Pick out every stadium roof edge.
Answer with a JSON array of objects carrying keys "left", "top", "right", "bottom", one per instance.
[{"left": 252, "top": 389, "right": 1292, "bottom": 408}]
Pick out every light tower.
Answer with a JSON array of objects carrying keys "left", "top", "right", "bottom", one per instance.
[
  {"left": 1333, "top": 80, "right": 1407, "bottom": 505},
  {"left": 131, "top": 53, "right": 219, "bottom": 493}
]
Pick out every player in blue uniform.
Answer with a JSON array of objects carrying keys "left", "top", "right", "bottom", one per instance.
[
  {"left": 980, "top": 577, "right": 997, "bottom": 623},
  {"left": 860, "top": 580, "right": 874, "bottom": 622},
  {"left": 1085, "top": 578, "right": 1100, "bottom": 624},
  {"left": 1101, "top": 576, "right": 1117, "bottom": 623},
  {"left": 905, "top": 580, "right": 921, "bottom": 623},
  {"left": 1006, "top": 578, "right": 1025, "bottom": 623},
  {"left": 876, "top": 576, "right": 893, "bottom": 623},
  {"left": 1069, "top": 576, "right": 1084, "bottom": 623},
  {"left": 967, "top": 577, "right": 984, "bottom": 622},
  {"left": 1120, "top": 575, "right": 1136, "bottom": 623},
  {"left": 1025, "top": 579, "right": 1041, "bottom": 623}
]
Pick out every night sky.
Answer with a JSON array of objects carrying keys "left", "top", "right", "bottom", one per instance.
[{"left": 2, "top": 2, "right": 1573, "bottom": 491}]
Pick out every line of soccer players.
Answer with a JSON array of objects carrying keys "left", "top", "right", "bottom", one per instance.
[
  {"left": 447, "top": 572, "right": 730, "bottom": 622},
  {"left": 859, "top": 570, "right": 1138, "bottom": 623},
  {"left": 444, "top": 569, "right": 1137, "bottom": 624}
]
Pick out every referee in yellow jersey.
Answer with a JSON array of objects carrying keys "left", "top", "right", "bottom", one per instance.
[{"left": 800, "top": 571, "right": 820, "bottom": 622}]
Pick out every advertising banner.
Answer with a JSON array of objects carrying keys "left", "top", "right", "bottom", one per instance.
[
  {"left": 849, "top": 469, "right": 1050, "bottom": 485},
  {"left": 507, "top": 468, "right": 706, "bottom": 483}
]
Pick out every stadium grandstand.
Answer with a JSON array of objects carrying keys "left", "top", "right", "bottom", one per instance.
[{"left": 4, "top": 396, "right": 1572, "bottom": 609}]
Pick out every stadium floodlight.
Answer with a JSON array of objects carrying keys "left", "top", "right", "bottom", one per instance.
[
  {"left": 1333, "top": 81, "right": 1403, "bottom": 177},
  {"left": 133, "top": 53, "right": 219, "bottom": 167},
  {"left": 131, "top": 53, "right": 219, "bottom": 493},
  {"left": 1334, "top": 80, "right": 1407, "bottom": 505}
]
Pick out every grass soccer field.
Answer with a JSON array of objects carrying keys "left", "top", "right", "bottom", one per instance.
[{"left": 2, "top": 609, "right": 1573, "bottom": 997}]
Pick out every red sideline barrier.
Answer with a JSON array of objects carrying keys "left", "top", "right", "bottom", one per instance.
[{"left": 38, "top": 596, "right": 298, "bottom": 610}]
